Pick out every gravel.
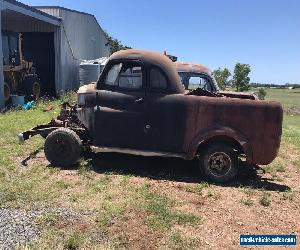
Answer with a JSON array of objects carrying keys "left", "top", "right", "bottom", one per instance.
[{"left": 0, "top": 208, "right": 84, "bottom": 250}]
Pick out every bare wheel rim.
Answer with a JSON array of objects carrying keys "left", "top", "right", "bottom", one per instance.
[
  {"left": 207, "top": 152, "right": 232, "bottom": 177},
  {"left": 32, "top": 81, "right": 41, "bottom": 97},
  {"left": 4, "top": 82, "right": 10, "bottom": 101}
]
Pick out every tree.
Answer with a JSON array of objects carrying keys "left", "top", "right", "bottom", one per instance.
[
  {"left": 232, "top": 63, "right": 251, "bottom": 92},
  {"left": 213, "top": 67, "right": 231, "bottom": 90},
  {"left": 104, "top": 31, "right": 131, "bottom": 54},
  {"left": 257, "top": 88, "right": 267, "bottom": 100}
]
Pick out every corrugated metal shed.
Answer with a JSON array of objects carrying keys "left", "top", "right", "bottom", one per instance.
[
  {"left": 0, "top": 0, "right": 61, "bottom": 108},
  {"left": 0, "top": 1, "right": 110, "bottom": 109},
  {"left": 36, "top": 6, "right": 110, "bottom": 92}
]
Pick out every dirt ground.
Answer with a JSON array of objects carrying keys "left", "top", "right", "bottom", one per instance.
[{"left": 19, "top": 143, "right": 300, "bottom": 249}]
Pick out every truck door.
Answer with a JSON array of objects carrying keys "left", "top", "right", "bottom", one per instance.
[
  {"left": 93, "top": 60, "right": 147, "bottom": 149},
  {"left": 144, "top": 66, "right": 186, "bottom": 153}
]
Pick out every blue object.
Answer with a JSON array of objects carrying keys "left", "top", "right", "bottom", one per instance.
[
  {"left": 23, "top": 101, "right": 35, "bottom": 110},
  {"left": 11, "top": 95, "right": 25, "bottom": 107},
  {"left": 240, "top": 234, "right": 297, "bottom": 246}
]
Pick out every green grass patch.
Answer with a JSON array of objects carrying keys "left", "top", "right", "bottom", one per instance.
[
  {"left": 264, "top": 88, "right": 300, "bottom": 150},
  {"left": 36, "top": 213, "right": 59, "bottom": 227},
  {"left": 265, "top": 88, "right": 300, "bottom": 109},
  {"left": 91, "top": 175, "right": 112, "bottom": 193},
  {"left": 282, "top": 191, "right": 295, "bottom": 201},
  {"left": 282, "top": 115, "right": 300, "bottom": 150},
  {"left": 140, "top": 184, "right": 201, "bottom": 231},
  {"left": 207, "top": 190, "right": 221, "bottom": 200},
  {"left": 240, "top": 197, "right": 254, "bottom": 206},
  {"left": 95, "top": 202, "right": 125, "bottom": 228},
  {"left": 259, "top": 192, "right": 271, "bottom": 207},
  {"left": 293, "top": 160, "right": 300, "bottom": 170},
  {"left": 264, "top": 163, "right": 286, "bottom": 179},
  {"left": 63, "top": 231, "right": 83, "bottom": 250},
  {"left": 185, "top": 182, "right": 209, "bottom": 195},
  {"left": 166, "top": 231, "right": 200, "bottom": 250}
]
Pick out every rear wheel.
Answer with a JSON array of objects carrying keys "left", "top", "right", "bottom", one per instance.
[
  {"left": 199, "top": 143, "right": 238, "bottom": 183},
  {"left": 44, "top": 128, "right": 82, "bottom": 168},
  {"left": 22, "top": 75, "right": 42, "bottom": 98}
]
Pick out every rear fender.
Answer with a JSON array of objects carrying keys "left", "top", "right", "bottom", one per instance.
[{"left": 186, "top": 126, "right": 253, "bottom": 163}]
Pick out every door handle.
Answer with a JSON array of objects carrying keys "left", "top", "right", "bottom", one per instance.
[{"left": 135, "top": 97, "right": 144, "bottom": 103}]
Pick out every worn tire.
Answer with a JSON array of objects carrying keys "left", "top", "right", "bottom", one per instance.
[
  {"left": 22, "top": 75, "right": 42, "bottom": 98},
  {"left": 199, "top": 143, "right": 238, "bottom": 183},
  {"left": 44, "top": 128, "right": 82, "bottom": 168}
]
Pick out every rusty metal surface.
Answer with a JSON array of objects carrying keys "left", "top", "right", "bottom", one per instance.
[
  {"left": 102, "top": 49, "right": 185, "bottom": 94},
  {"left": 218, "top": 90, "right": 258, "bottom": 100},
  {"left": 22, "top": 49, "right": 283, "bottom": 167},
  {"left": 19, "top": 102, "right": 88, "bottom": 142},
  {"left": 76, "top": 49, "right": 282, "bottom": 165},
  {"left": 175, "top": 62, "right": 212, "bottom": 76},
  {"left": 179, "top": 95, "right": 283, "bottom": 164}
]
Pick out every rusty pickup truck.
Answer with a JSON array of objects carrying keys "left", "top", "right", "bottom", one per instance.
[{"left": 19, "top": 49, "right": 283, "bottom": 183}]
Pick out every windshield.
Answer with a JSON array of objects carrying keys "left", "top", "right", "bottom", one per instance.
[{"left": 178, "top": 72, "right": 219, "bottom": 92}]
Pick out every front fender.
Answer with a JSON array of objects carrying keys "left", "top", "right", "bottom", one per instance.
[{"left": 185, "top": 126, "right": 253, "bottom": 162}]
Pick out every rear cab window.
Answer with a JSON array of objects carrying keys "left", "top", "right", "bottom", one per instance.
[{"left": 148, "top": 67, "right": 168, "bottom": 91}]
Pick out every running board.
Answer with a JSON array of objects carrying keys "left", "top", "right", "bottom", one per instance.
[{"left": 90, "top": 146, "right": 186, "bottom": 159}]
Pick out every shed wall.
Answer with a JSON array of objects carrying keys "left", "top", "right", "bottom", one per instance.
[{"left": 37, "top": 7, "right": 110, "bottom": 92}]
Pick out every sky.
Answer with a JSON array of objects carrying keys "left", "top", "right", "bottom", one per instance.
[{"left": 22, "top": 0, "right": 300, "bottom": 84}]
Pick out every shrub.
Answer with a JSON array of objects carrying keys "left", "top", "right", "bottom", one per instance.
[
  {"left": 257, "top": 88, "right": 267, "bottom": 100},
  {"left": 259, "top": 192, "right": 271, "bottom": 206}
]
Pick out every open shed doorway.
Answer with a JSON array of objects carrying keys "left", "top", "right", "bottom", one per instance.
[{"left": 22, "top": 32, "right": 56, "bottom": 97}]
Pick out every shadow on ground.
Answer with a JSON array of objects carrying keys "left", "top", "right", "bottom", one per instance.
[
  {"left": 85, "top": 152, "right": 290, "bottom": 192},
  {"left": 22, "top": 149, "right": 290, "bottom": 192}
]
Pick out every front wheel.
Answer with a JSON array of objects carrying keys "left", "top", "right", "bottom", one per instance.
[
  {"left": 22, "top": 75, "right": 42, "bottom": 98},
  {"left": 44, "top": 128, "right": 82, "bottom": 168},
  {"left": 199, "top": 143, "right": 238, "bottom": 183}
]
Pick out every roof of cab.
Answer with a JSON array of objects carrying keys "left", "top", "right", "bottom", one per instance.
[
  {"left": 175, "top": 62, "right": 212, "bottom": 76},
  {"left": 108, "top": 49, "right": 185, "bottom": 94}
]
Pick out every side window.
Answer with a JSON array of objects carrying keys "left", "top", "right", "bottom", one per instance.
[
  {"left": 150, "top": 67, "right": 168, "bottom": 89},
  {"left": 189, "top": 76, "right": 202, "bottom": 86},
  {"left": 188, "top": 75, "right": 213, "bottom": 92},
  {"left": 104, "top": 62, "right": 143, "bottom": 90},
  {"left": 105, "top": 63, "right": 122, "bottom": 86}
]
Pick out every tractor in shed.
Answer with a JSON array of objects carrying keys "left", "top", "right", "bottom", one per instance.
[{"left": 2, "top": 30, "right": 41, "bottom": 103}]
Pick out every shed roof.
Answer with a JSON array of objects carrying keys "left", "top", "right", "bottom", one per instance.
[
  {"left": 34, "top": 6, "right": 94, "bottom": 17},
  {"left": 4, "top": 0, "right": 60, "bottom": 21}
]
